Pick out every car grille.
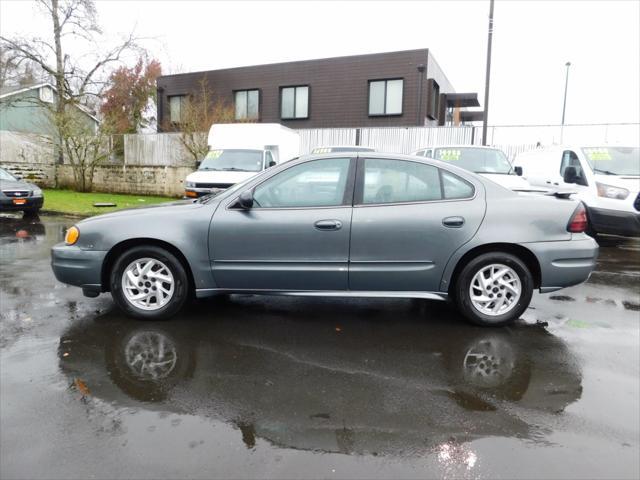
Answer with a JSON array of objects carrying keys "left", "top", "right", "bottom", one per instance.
[
  {"left": 2, "top": 190, "right": 30, "bottom": 198},
  {"left": 195, "top": 183, "right": 233, "bottom": 189},
  {"left": 634, "top": 193, "right": 640, "bottom": 212}
]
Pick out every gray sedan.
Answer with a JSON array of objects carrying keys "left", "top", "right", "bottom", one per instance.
[{"left": 51, "top": 153, "right": 599, "bottom": 326}]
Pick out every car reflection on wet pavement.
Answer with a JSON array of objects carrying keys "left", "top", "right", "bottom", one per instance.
[{"left": 1, "top": 214, "right": 639, "bottom": 479}]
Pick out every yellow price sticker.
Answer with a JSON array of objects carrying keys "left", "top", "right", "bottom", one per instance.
[
  {"left": 206, "top": 150, "right": 223, "bottom": 159},
  {"left": 438, "top": 149, "right": 461, "bottom": 161},
  {"left": 584, "top": 148, "right": 612, "bottom": 161}
]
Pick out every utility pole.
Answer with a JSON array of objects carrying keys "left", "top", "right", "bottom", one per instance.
[
  {"left": 560, "top": 61, "right": 571, "bottom": 143},
  {"left": 481, "top": 0, "right": 495, "bottom": 146},
  {"left": 561, "top": 61, "right": 571, "bottom": 125}
]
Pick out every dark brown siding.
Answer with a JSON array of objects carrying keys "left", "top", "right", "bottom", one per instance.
[{"left": 157, "top": 49, "right": 457, "bottom": 131}]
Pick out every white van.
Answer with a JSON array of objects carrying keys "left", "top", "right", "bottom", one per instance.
[
  {"left": 184, "top": 123, "right": 300, "bottom": 198},
  {"left": 514, "top": 145, "right": 640, "bottom": 237},
  {"left": 412, "top": 145, "right": 541, "bottom": 192}
]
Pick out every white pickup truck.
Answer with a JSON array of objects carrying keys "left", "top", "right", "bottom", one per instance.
[{"left": 184, "top": 123, "right": 300, "bottom": 198}]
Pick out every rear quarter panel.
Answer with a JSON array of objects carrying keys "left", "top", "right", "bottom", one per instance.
[{"left": 439, "top": 181, "right": 581, "bottom": 291}]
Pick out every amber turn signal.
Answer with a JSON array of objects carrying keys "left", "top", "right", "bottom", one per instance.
[
  {"left": 65, "top": 226, "right": 80, "bottom": 245},
  {"left": 185, "top": 190, "right": 197, "bottom": 198}
]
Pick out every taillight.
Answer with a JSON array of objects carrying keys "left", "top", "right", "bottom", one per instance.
[{"left": 567, "top": 203, "right": 588, "bottom": 233}]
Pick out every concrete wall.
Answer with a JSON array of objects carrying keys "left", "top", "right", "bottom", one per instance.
[
  {"left": 0, "top": 131, "right": 56, "bottom": 185},
  {"left": 56, "top": 164, "right": 193, "bottom": 197}
]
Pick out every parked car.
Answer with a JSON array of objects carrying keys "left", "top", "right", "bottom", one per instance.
[
  {"left": 311, "top": 146, "right": 375, "bottom": 154},
  {"left": 514, "top": 145, "right": 640, "bottom": 237},
  {"left": 412, "top": 145, "right": 543, "bottom": 192},
  {"left": 0, "top": 167, "right": 44, "bottom": 216},
  {"left": 184, "top": 123, "right": 300, "bottom": 198},
  {"left": 51, "top": 153, "right": 598, "bottom": 326}
]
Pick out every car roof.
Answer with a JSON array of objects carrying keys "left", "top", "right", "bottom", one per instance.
[
  {"left": 311, "top": 145, "right": 375, "bottom": 150},
  {"left": 413, "top": 145, "right": 504, "bottom": 152}
]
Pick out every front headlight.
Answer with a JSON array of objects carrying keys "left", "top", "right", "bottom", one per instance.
[
  {"left": 32, "top": 187, "right": 42, "bottom": 196},
  {"left": 185, "top": 181, "right": 195, "bottom": 188},
  {"left": 596, "top": 182, "right": 629, "bottom": 200},
  {"left": 65, "top": 226, "right": 79, "bottom": 245}
]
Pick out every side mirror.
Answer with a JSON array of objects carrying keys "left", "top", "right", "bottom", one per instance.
[
  {"left": 237, "top": 190, "right": 254, "bottom": 209},
  {"left": 514, "top": 166, "right": 523, "bottom": 176},
  {"left": 268, "top": 160, "right": 276, "bottom": 168},
  {"left": 563, "top": 166, "right": 579, "bottom": 184}
]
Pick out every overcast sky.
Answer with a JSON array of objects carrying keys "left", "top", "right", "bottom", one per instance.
[{"left": 1, "top": 0, "right": 639, "bottom": 126}]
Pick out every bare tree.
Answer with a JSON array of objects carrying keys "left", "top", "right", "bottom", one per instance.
[
  {"left": 0, "top": 0, "right": 140, "bottom": 189},
  {"left": 164, "top": 76, "right": 237, "bottom": 164}
]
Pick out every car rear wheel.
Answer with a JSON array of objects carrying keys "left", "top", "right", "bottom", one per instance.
[
  {"left": 454, "top": 252, "right": 533, "bottom": 327},
  {"left": 110, "top": 246, "right": 189, "bottom": 320}
]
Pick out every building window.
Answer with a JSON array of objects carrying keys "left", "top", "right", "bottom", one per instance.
[
  {"left": 235, "top": 89, "right": 259, "bottom": 120},
  {"left": 281, "top": 86, "right": 309, "bottom": 119},
  {"left": 368, "top": 79, "right": 403, "bottom": 116},
  {"left": 169, "top": 95, "right": 187, "bottom": 123},
  {"left": 427, "top": 79, "right": 440, "bottom": 120}
]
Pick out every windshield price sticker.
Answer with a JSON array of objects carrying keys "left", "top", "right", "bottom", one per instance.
[
  {"left": 206, "top": 150, "right": 223, "bottom": 160},
  {"left": 584, "top": 148, "right": 612, "bottom": 161},
  {"left": 439, "top": 149, "right": 461, "bottom": 161}
]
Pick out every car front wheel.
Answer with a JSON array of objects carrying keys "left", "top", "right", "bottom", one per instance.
[
  {"left": 454, "top": 252, "right": 533, "bottom": 327},
  {"left": 110, "top": 246, "right": 189, "bottom": 320}
]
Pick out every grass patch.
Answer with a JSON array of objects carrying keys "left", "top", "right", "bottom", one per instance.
[{"left": 42, "top": 189, "right": 177, "bottom": 216}]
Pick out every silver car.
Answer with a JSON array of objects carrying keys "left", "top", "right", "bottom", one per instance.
[{"left": 51, "top": 153, "right": 599, "bottom": 326}]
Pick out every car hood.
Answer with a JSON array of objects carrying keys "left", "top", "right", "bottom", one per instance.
[
  {"left": 479, "top": 173, "right": 546, "bottom": 192},
  {"left": 186, "top": 170, "right": 259, "bottom": 184},
  {"left": 0, "top": 179, "right": 37, "bottom": 191},
  {"left": 77, "top": 199, "right": 204, "bottom": 225}
]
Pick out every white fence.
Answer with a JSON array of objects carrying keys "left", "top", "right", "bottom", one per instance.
[{"left": 123, "top": 132, "right": 193, "bottom": 166}]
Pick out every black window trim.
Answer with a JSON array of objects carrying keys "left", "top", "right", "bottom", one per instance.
[
  {"left": 367, "top": 78, "right": 404, "bottom": 117},
  {"left": 353, "top": 157, "right": 476, "bottom": 207},
  {"left": 280, "top": 85, "right": 310, "bottom": 120},
  {"left": 227, "top": 157, "right": 358, "bottom": 211},
  {"left": 233, "top": 88, "right": 261, "bottom": 121}
]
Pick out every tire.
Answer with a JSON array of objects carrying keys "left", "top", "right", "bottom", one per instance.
[
  {"left": 110, "top": 245, "right": 190, "bottom": 320},
  {"left": 454, "top": 252, "right": 533, "bottom": 327}
]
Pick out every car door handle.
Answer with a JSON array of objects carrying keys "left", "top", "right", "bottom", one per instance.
[
  {"left": 442, "top": 216, "right": 465, "bottom": 228},
  {"left": 314, "top": 219, "right": 342, "bottom": 231}
]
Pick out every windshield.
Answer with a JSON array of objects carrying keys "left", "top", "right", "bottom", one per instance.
[
  {"left": 582, "top": 147, "right": 640, "bottom": 176},
  {"left": 199, "top": 149, "right": 263, "bottom": 172},
  {"left": 0, "top": 168, "right": 17, "bottom": 181},
  {"left": 433, "top": 147, "right": 512, "bottom": 174}
]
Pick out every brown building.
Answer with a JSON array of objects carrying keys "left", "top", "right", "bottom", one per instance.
[{"left": 156, "top": 48, "right": 480, "bottom": 131}]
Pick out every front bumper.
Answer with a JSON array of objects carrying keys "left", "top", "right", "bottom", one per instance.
[
  {"left": 0, "top": 196, "right": 44, "bottom": 211},
  {"left": 51, "top": 243, "right": 106, "bottom": 293},
  {"left": 524, "top": 236, "right": 599, "bottom": 293},
  {"left": 587, "top": 207, "right": 640, "bottom": 237}
]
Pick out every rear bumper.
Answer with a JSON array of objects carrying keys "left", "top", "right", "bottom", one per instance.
[
  {"left": 51, "top": 243, "right": 106, "bottom": 292},
  {"left": 587, "top": 207, "right": 640, "bottom": 237},
  {"left": 0, "top": 196, "right": 43, "bottom": 211},
  {"left": 524, "top": 236, "right": 599, "bottom": 293}
]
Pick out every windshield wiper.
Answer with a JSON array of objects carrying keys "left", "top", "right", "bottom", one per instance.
[
  {"left": 593, "top": 168, "right": 617, "bottom": 175},
  {"left": 221, "top": 167, "right": 250, "bottom": 172},
  {"left": 198, "top": 167, "right": 220, "bottom": 171}
]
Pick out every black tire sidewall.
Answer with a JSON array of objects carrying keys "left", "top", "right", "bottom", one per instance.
[
  {"left": 455, "top": 253, "right": 533, "bottom": 327},
  {"left": 110, "top": 246, "right": 189, "bottom": 320}
]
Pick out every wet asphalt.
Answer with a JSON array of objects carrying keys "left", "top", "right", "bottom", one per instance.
[{"left": 0, "top": 214, "right": 638, "bottom": 479}]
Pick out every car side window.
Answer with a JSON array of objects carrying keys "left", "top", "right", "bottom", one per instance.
[
  {"left": 264, "top": 151, "right": 274, "bottom": 168},
  {"left": 253, "top": 158, "right": 351, "bottom": 208},
  {"left": 560, "top": 150, "right": 588, "bottom": 185},
  {"left": 441, "top": 170, "right": 474, "bottom": 199},
  {"left": 361, "top": 158, "right": 442, "bottom": 204},
  {"left": 414, "top": 150, "right": 424, "bottom": 156}
]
